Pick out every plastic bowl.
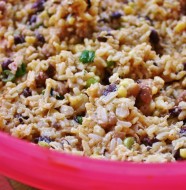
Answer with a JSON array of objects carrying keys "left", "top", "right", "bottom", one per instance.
[{"left": 0, "top": 131, "right": 185, "bottom": 190}]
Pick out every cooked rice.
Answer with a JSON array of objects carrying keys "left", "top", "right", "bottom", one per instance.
[{"left": 0, "top": 0, "right": 186, "bottom": 162}]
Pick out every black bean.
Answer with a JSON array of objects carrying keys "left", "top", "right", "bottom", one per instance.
[
  {"left": 103, "top": 83, "right": 117, "bottom": 96},
  {"left": 15, "top": 114, "right": 24, "bottom": 124},
  {"left": 110, "top": 12, "right": 122, "bottom": 19},
  {"left": 153, "top": 62, "right": 158, "bottom": 66},
  {"left": 1, "top": 59, "right": 12, "bottom": 70},
  {"left": 36, "top": 33, "right": 45, "bottom": 43},
  {"left": 35, "top": 136, "right": 51, "bottom": 143},
  {"left": 32, "top": 0, "right": 46, "bottom": 12},
  {"left": 29, "top": 14, "right": 37, "bottom": 24},
  {"left": 169, "top": 106, "right": 182, "bottom": 117},
  {"left": 141, "top": 137, "right": 158, "bottom": 146},
  {"left": 22, "top": 87, "right": 32, "bottom": 97},
  {"left": 149, "top": 29, "right": 160, "bottom": 44},
  {"left": 35, "top": 72, "right": 48, "bottom": 88},
  {"left": 97, "top": 36, "right": 107, "bottom": 42},
  {"left": 14, "top": 35, "right": 25, "bottom": 45},
  {"left": 46, "top": 63, "right": 55, "bottom": 78}
]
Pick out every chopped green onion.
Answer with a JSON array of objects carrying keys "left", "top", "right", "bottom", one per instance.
[
  {"left": 107, "top": 61, "right": 115, "bottom": 67},
  {"left": 75, "top": 116, "right": 83, "bottom": 124},
  {"left": 124, "top": 137, "right": 135, "bottom": 149},
  {"left": 16, "top": 63, "right": 27, "bottom": 77},
  {"left": 80, "top": 50, "right": 95, "bottom": 64},
  {"left": 2, "top": 70, "right": 15, "bottom": 82},
  {"left": 86, "top": 77, "right": 98, "bottom": 88}
]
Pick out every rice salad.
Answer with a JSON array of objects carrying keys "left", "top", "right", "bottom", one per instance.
[{"left": 0, "top": 0, "right": 186, "bottom": 162}]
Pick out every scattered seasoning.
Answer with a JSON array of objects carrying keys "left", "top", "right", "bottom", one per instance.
[
  {"left": 36, "top": 33, "right": 45, "bottom": 43},
  {"left": 32, "top": 0, "right": 46, "bottom": 12},
  {"left": 14, "top": 35, "right": 25, "bottom": 45},
  {"left": 180, "top": 126, "right": 186, "bottom": 137},
  {"left": 74, "top": 116, "right": 83, "bottom": 124},
  {"left": 106, "top": 61, "right": 115, "bottom": 67},
  {"left": 103, "top": 83, "right": 117, "bottom": 96},
  {"left": 153, "top": 62, "right": 158, "bottom": 66},
  {"left": 61, "top": 139, "right": 70, "bottom": 149},
  {"left": 56, "top": 94, "right": 64, "bottom": 100},
  {"left": 86, "top": 77, "right": 98, "bottom": 88},
  {"left": 79, "top": 50, "right": 95, "bottom": 64},
  {"left": 35, "top": 136, "right": 51, "bottom": 143},
  {"left": 87, "top": 0, "right": 91, "bottom": 9},
  {"left": 124, "top": 137, "right": 135, "bottom": 149},
  {"left": 1, "top": 59, "right": 13, "bottom": 70},
  {"left": 1, "top": 70, "right": 15, "bottom": 82},
  {"left": 110, "top": 12, "right": 122, "bottom": 19},
  {"left": 29, "top": 14, "right": 37, "bottom": 24},
  {"left": 97, "top": 36, "right": 107, "bottom": 42},
  {"left": 35, "top": 72, "right": 48, "bottom": 88},
  {"left": 16, "top": 63, "right": 27, "bottom": 77},
  {"left": 15, "top": 114, "right": 29, "bottom": 124},
  {"left": 46, "top": 63, "right": 55, "bottom": 78},
  {"left": 144, "top": 16, "right": 153, "bottom": 25},
  {"left": 22, "top": 87, "right": 32, "bottom": 97},
  {"left": 169, "top": 106, "right": 182, "bottom": 117},
  {"left": 15, "top": 114, "right": 24, "bottom": 124},
  {"left": 149, "top": 29, "right": 160, "bottom": 44}
]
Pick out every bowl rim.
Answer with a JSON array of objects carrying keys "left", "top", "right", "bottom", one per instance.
[{"left": 0, "top": 131, "right": 186, "bottom": 190}]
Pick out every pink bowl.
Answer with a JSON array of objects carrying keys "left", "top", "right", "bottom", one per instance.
[{"left": 0, "top": 131, "right": 185, "bottom": 190}]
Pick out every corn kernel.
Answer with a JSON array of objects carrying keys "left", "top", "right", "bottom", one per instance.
[
  {"left": 38, "top": 141, "right": 50, "bottom": 148},
  {"left": 120, "top": 78, "right": 134, "bottom": 87},
  {"left": 49, "top": 15, "right": 57, "bottom": 25},
  {"left": 152, "top": 86, "right": 158, "bottom": 95},
  {"left": 67, "top": 16, "right": 75, "bottom": 25},
  {"left": 25, "top": 36, "right": 36, "bottom": 45},
  {"left": 174, "top": 22, "right": 186, "bottom": 33},
  {"left": 118, "top": 86, "right": 127, "bottom": 98},
  {"left": 69, "top": 94, "right": 84, "bottom": 109},
  {"left": 15, "top": 11, "right": 24, "bottom": 20},
  {"left": 53, "top": 42, "right": 61, "bottom": 52},
  {"left": 124, "top": 5, "right": 134, "bottom": 15},
  {"left": 180, "top": 148, "right": 186, "bottom": 159}
]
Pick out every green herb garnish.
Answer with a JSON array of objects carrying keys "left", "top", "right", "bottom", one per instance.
[
  {"left": 16, "top": 63, "right": 27, "bottom": 77},
  {"left": 2, "top": 70, "right": 15, "bottom": 82},
  {"left": 75, "top": 116, "right": 83, "bottom": 124},
  {"left": 80, "top": 50, "right": 95, "bottom": 64},
  {"left": 86, "top": 77, "right": 98, "bottom": 88},
  {"left": 107, "top": 61, "right": 115, "bottom": 67}
]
